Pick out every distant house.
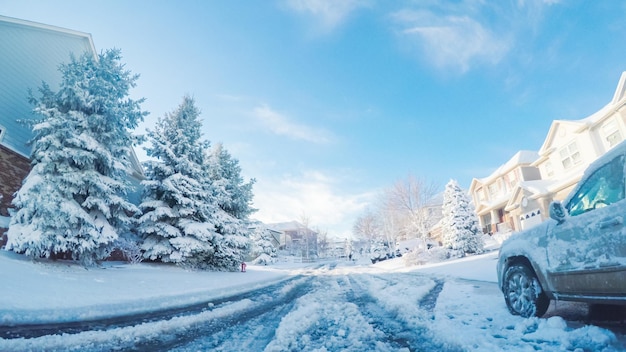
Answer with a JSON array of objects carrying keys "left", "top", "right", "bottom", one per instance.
[
  {"left": 0, "top": 16, "right": 145, "bottom": 232},
  {"left": 423, "top": 192, "right": 445, "bottom": 244},
  {"left": 469, "top": 151, "right": 542, "bottom": 234},
  {"left": 470, "top": 72, "right": 626, "bottom": 235},
  {"left": 267, "top": 221, "right": 318, "bottom": 258}
]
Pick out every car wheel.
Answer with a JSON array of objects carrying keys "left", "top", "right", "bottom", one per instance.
[{"left": 503, "top": 264, "right": 550, "bottom": 318}]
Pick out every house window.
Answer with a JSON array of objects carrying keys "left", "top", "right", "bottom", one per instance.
[
  {"left": 506, "top": 171, "right": 518, "bottom": 189},
  {"left": 488, "top": 183, "right": 499, "bottom": 198},
  {"left": 544, "top": 161, "right": 554, "bottom": 178},
  {"left": 602, "top": 120, "right": 622, "bottom": 148},
  {"left": 559, "top": 141, "right": 581, "bottom": 170},
  {"left": 0, "top": 125, "right": 4, "bottom": 142},
  {"left": 476, "top": 187, "right": 485, "bottom": 202}
]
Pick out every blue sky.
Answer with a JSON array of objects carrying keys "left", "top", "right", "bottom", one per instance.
[{"left": 3, "top": 0, "right": 626, "bottom": 237}]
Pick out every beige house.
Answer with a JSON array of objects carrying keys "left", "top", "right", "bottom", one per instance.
[
  {"left": 471, "top": 71, "right": 626, "bottom": 235},
  {"left": 470, "top": 151, "right": 541, "bottom": 234},
  {"left": 267, "top": 221, "right": 318, "bottom": 258}
]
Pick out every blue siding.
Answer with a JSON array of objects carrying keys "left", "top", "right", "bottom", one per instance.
[
  {"left": 0, "top": 16, "right": 145, "bottom": 207},
  {"left": 0, "top": 17, "right": 94, "bottom": 157}
]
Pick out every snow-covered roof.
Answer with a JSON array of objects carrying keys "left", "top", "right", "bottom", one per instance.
[
  {"left": 538, "top": 72, "right": 626, "bottom": 156},
  {"left": 266, "top": 221, "right": 318, "bottom": 235},
  {"left": 266, "top": 221, "right": 304, "bottom": 232},
  {"left": 472, "top": 150, "right": 539, "bottom": 187}
]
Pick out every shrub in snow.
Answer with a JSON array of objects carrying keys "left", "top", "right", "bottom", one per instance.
[
  {"left": 6, "top": 49, "right": 146, "bottom": 266},
  {"left": 253, "top": 253, "right": 274, "bottom": 265},
  {"left": 440, "top": 179, "right": 484, "bottom": 258},
  {"left": 113, "top": 237, "right": 143, "bottom": 264},
  {"left": 250, "top": 224, "right": 277, "bottom": 264},
  {"left": 402, "top": 245, "right": 449, "bottom": 266},
  {"left": 138, "top": 96, "right": 251, "bottom": 271}
]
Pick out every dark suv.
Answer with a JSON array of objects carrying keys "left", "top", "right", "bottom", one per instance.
[{"left": 497, "top": 141, "right": 626, "bottom": 317}]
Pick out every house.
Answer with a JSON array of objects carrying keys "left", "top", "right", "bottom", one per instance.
[
  {"left": 470, "top": 71, "right": 626, "bottom": 234},
  {"left": 469, "top": 151, "right": 541, "bottom": 234},
  {"left": 267, "top": 221, "right": 318, "bottom": 258},
  {"left": 0, "top": 16, "right": 145, "bottom": 232},
  {"left": 506, "top": 72, "right": 626, "bottom": 229},
  {"left": 423, "top": 192, "right": 445, "bottom": 244}
]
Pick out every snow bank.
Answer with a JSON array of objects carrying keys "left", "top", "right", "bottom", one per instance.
[
  {"left": 430, "top": 280, "right": 619, "bottom": 351},
  {"left": 0, "top": 250, "right": 296, "bottom": 325}
]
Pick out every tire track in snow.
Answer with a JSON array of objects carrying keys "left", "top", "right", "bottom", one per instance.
[
  {"left": 0, "top": 275, "right": 308, "bottom": 340},
  {"left": 130, "top": 276, "right": 316, "bottom": 351},
  {"left": 345, "top": 274, "right": 462, "bottom": 352}
]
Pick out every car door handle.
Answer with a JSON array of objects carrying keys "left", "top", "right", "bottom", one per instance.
[{"left": 598, "top": 217, "right": 623, "bottom": 229}]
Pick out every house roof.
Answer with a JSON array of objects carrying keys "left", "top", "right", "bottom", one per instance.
[
  {"left": 266, "top": 221, "right": 318, "bottom": 235},
  {"left": 537, "top": 72, "right": 626, "bottom": 157},
  {"left": 470, "top": 150, "right": 539, "bottom": 191}
]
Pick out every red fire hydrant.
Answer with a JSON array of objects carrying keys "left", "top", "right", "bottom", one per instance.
[{"left": 241, "top": 262, "right": 247, "bottom": 272}]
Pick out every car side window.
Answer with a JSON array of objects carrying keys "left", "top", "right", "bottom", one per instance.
[{"left": 566, "top": 155, "right": 625, "bottom": 216}]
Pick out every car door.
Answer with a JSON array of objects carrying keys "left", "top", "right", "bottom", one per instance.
[{"left": 546, "top": 153, "right": 626, "bottom": 298}]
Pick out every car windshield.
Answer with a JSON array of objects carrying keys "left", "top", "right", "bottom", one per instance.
[{"left": 566, "top": 155, "right": 625, "bottom": 216}]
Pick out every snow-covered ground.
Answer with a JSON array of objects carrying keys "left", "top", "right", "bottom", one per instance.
[{"left": 0, "top": 249, "right": 623, "bottom": 351}]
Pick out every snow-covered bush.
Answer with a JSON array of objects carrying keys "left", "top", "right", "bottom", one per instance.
[
  {"left": 402, "top": 245, "right": 449, "bottom": 266},
  {"left": 6, "top": 49, "right": 146, "bottom": 266},
  {"left": 253, "top": 253, "right": 274, "bottom": 265},
  {"left": 114, "top": 237, "right": 143, "bottom": 264},
  {"left": 250, "top": 224, "right": 277, "bottom": 265}
]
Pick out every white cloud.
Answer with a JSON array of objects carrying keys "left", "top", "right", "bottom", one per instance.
[
  {"left": 285, "top": 0, "right": 370, "bottom": 33},
  {"left": 253, "top": 104, "right": 333, "bottom": 144},
  {"left": 393, "top": 9, "right": 510, "bottom": 73},
  {"left": 251, "top": 170, "right": 375, "bottom": 238}
]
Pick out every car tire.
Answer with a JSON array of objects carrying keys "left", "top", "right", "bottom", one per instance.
[{"left": 503, "top": 264, "right": 550, "bottom": 318}]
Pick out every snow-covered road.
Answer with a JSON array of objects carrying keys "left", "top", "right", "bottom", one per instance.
[{"left": 2, "top": 257, "right": 623, "bottom": 351}]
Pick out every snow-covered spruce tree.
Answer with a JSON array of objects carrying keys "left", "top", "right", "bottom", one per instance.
[
  {"left": 250, "top": 223, "right": 277, "bottom": 265},
  {"left": 138, "top": 96, "right": 219, "bottom": 268},
  {"left": 207, "top": 142, "right": 255, "bottom": 220},
  {"left": 7, "top": 49, "right": 146, "bottom": 266},
  {"left": 203, "top": 143, "right": 254, "bottom": 270},
  {"left": 139, "top": 96, "right": 251, "bottom": 270},
  {"left": 441, "top": 179, "right": 484, "bottom": 257}
]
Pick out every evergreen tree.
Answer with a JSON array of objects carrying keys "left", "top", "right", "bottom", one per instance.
[
  {"left": 138, "top": 96, "right": 218, "bottom": 267},
  {"left": 207, "top": 143, "right": 256, "bottom": 220},
  {"left": 441, "top": 179, "right": 484, "bottom": 257},
  {"left": 138, "top": 96, "right": 251, "bottom": 270},
  {"left": 250, "top": 223, "right": 278, "bottom": 264},
  {"left": 7, "top": 49, "right": 146, "bottom": 266}
]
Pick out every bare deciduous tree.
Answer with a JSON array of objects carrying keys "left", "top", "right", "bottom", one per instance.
[
  {"left": 352, "top": 209, "right": 381, "bottom": 243},
  {"left": 354, "top": 174, "right": 440, "bottom": 251}
]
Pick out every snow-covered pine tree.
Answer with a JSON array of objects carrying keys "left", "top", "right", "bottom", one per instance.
[
  {"left": 7, "top": 49, "right": 146, "bottom": 266},
  {"left": 207, "top": 142, "right": 255, "bottom": 220},
  {"left": 138, "top": 96, "right": 220, "bottom": 268},
  {"left": 441, "top": 179, "right": 484, "bottom": 257},
  {"left": 201, "top": 142, "right": 254, "bottom": 270}
]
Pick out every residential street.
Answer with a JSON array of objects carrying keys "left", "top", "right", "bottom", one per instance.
[{"left": 1, "top": 254, "right": 624, "bottom": 351}]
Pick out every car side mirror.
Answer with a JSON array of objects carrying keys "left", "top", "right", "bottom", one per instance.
[{"left": 549, "top": 201, "right": 567, "bottom": 224}]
